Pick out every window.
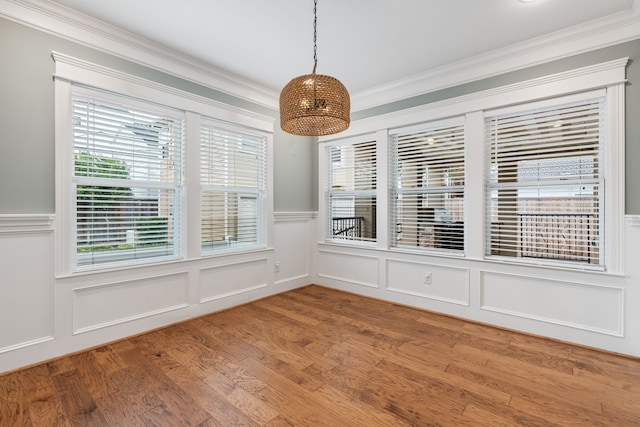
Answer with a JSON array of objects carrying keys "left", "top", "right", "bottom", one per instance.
[
  {"left": 318, "top": 59, "right": 624, "bottom": 271},
  {"left": 390, "top": 120, "right": 465, "bottom": 252},
  {"left": 200, "top": 121, "right": 267, "bottom": 252},
  {"left": 55, "top": 53, "right": 274, "bottom": 274},
  {"left": 72, "top": 89, "right": 184, "bottom": 268},
  {"left": 327, "top": 138, "right": 377, "bottom": 242},
  {"left": 485, "top": 96, "right": 604, "bottom": 267}
]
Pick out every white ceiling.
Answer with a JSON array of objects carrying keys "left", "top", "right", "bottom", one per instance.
[{"left": 50, "top": 0, "right": 637, "bottom": 102}]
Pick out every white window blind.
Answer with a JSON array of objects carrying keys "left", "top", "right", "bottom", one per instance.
[
  {"left": 485, "top": 97, "right": 604, "bottom": 267},
  {"left": 72, "top": 91, "right": 184, "bottom": 268},
  {"left": 390, "top": 122, "right": 465, "bottom": 252},
  {"left": 327, "top": 140, "right": 377, "bottom": 242},
  {"left": 200, "top": 122, "right": 266, "bottom": 252}
]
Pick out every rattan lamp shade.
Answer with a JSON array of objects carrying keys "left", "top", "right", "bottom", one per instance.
[{"left": 279, "top": 73, "right": 350, "bottom": 136}]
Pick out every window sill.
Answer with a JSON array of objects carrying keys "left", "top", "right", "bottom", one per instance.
[
  {"left": 199, "top": 245, "right": 273, "bottom": 259},
  {"left": 317, "top": 243, "right": 624, "bottom": 277},
  {"left": 58, "top": 255, "right": 186, "bottom": 279},
  {"left": 480, "top": 254, "right": 621, "bottom": 276},
  {"left": 57, "top": 247, "right": 275, "bottom": 279},
  {"left": 321, "top": 239, "right": 378, "bottom": 250}
]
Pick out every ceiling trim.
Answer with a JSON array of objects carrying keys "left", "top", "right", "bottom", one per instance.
[
  {"left": 351, "top": 3, "right": 640, "bottom": 111},
  {"left": 0, "top": 0, "right": 280, "bottom": 110},
  {"left": 2, "top": 0, "right": 640, "bottom": 114},
  {"left": 322, "top": 57, "right": 628, "bottom": 142},
  {"left": 52, "top": 51, "right": 275, "bottom": 132}
]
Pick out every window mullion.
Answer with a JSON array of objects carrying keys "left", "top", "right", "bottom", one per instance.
[
  {"left": 465, "top": 111, "right": 485, "bottom": 259},
  {"left": 185, "top": 111, "right": 201, "bottom": 259}
]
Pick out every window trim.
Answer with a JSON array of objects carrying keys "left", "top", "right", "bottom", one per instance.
[
  {"left": 70, "top": 86, "right": 186, "bottom": 270},
  {"left": 323, "top": 133, "right": 379, "bottom": 246},
  {"left": 389, "top": 116, "right": 467, "bottom": 254},
  {"left": 199, "top": 118, "right": 269, "bottom": 255},
  {"left": 484, "top": 92, "right": 607, "bottom": 270},
  {"left": 54, "top": 53, "right": 274, "bottom": 277},
  {"left": 318, "top": 58, "right": 627, "bottom": 274}
]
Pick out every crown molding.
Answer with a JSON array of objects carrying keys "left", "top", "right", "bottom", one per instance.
[
  {"left": 0, "top": 0, "right": 279, "bottom": 110},
  {"left": 52, "top": 52, "right": 275, "bottom": 132},
  {"left": 351, "top": 5, "right": 640, "bottom": 112},
  {"left": 322, "top": 57, "right": 628, "bottom": 142},
  {"left": 2, "top": 0, "right": 640, "bottom": 114}
]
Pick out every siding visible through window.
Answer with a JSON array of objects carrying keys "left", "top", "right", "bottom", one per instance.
[{"left": 485, "top": 97, "right": 604, "bottom": 267}]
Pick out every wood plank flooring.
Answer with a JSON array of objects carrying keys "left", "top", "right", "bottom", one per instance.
[{"left": 1, "top": 285, "right": 639, "bottom": 426}]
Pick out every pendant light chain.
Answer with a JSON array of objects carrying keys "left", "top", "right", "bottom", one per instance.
[
  {"left": 279, "top": 0, "right": 350, "bottom": 136},
  {"left": 312, "top": 0, "right": 318, "bottom": 74}
]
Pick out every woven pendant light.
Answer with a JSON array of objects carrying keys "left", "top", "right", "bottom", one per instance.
[{"left": 280, "top": 0, "right": 350, "bottom": 136}]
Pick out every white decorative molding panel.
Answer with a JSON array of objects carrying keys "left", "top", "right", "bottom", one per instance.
[
  {"left": 73, "top": 272, "right": 190, "bottom": 334},
  {"left": 386, "top": 258, "right": 470, "bottom": 306},
  {"left": 199, "top": 258, "right": 269, "bottom": 303},
  {"left": 318, "top": 249, "right": 380, "bottom": 289},
  {"left": 480, "top": 271, "right": 624, "bottom": 336}
]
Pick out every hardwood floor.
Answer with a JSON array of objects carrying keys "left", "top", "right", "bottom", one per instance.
[{"left": 1, "top": 285, "right": 639, "bottom": 426}]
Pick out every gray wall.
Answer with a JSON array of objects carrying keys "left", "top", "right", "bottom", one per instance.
[
  {"left": 354, "top": 40, "right": 640, "bottom": 214},
  {"left": 1, "top": 17, "right": 637, "bottom": 214},
  {"left": 0, "top": 17, "right": 317, "bottom": 214},
  {"left": 273, "top": 127, "right": 317, "bottom": 211}
]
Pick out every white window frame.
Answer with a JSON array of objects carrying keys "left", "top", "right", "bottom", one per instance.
[
  {"left": 323, "top": 133, "right": 379, "bottom": 246},
  {"left": 484, "top": 91, "right": 606, "bottom": 269},
  {"left": 54, "top": 53, "right": 274, "bottom": 276},
  {"left": 319, "top": 57, "right": 627, "bottom": 273},
  {"left": 389, "top": 117, "right": 466, "bottom": 254},
  {"left": 200, "top": 119, "right": 268, "bottom": 255},
  {"left": 70, "top": 86, "right": 186, "bottom": 269}
]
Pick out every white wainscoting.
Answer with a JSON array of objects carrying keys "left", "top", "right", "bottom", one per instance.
[
  {"left": 273, "top": 212, "right": 315, "bottom": 287},
  {"left": 314, "top": 217, "right": 640, "bottom": 357},
  {"left": 0, "top": 215, "right": 54, "bottom": 354},
  {"left": 479, "top": 271, "right": 623, "bottom": 336},
  {"left": 387, "top": 258, "right": 470, "bottom": 306},
  {"left": 200, "top": 258, "right": 269, "bottom": 303},
  {"left": 0, "top": 212, "right": 315, "bottom": 373},
  {"left": 73, "top": 272, "right": 190, "bottom": 334},
  {"left": 318, "top": 249, "right": 380, "bottom": 289}
]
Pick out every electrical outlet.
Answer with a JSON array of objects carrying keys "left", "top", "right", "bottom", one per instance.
[
  {"left": 424, "top": 272, "right": 432, "bottom": 285},
  {"left": 274, "top": 262, "right": 280, "bottom": 272}
]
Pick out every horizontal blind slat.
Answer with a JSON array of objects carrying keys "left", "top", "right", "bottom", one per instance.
[
  {"left": 390, "top": 121, "right": 465, "bottom": 252},
  {"left": 72, "top": 90, "right": 183, "bottom": 268},
  {"left": 328, "top": 139, "right": 377, "bottom": 243},
  {"left": 200, "top": 121, "right": 266, "bottom": 251},
  {"left": 486, "top": 97, "right": 603, "bottom": 267}
]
